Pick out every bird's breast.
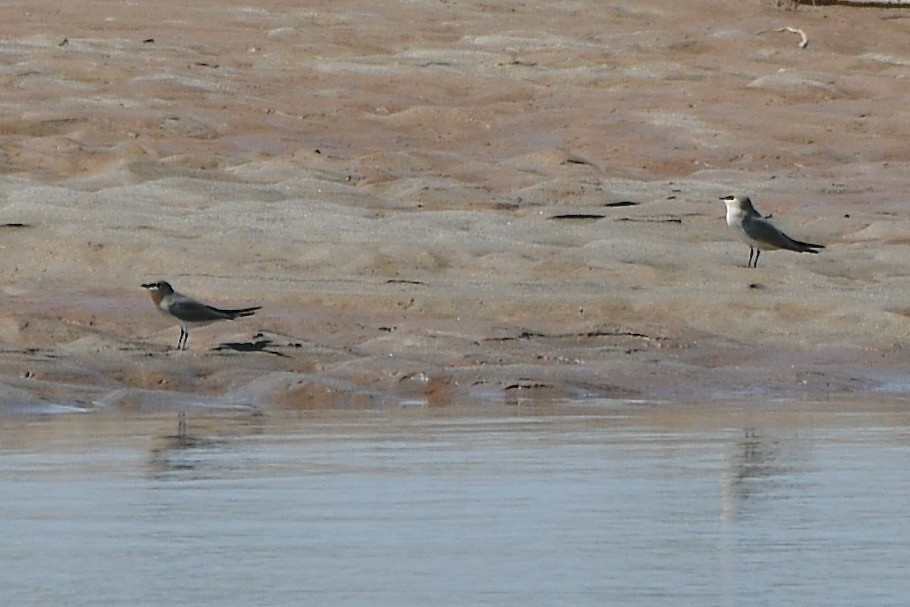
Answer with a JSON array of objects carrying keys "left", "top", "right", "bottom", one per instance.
[
  {"left": 147, "top": 290, "right": 164, "bottom": 307},
  {"left": 725, "top": 209, "right": 745, "bottom": 227}
]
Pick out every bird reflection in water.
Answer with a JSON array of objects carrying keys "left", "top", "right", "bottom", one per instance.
[
  {"left": 721, "top": 427, "right": 786, "bottom": 522},
  {"left": 146, "top": 411, "right": 267, "bottom": 480},
  {"left": 147, "top": 412, "right": 216, "bottom": 479}
]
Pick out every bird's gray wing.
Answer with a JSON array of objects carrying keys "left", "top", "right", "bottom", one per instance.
[
  {"left": 741, "top": 216, "right": 811, "bottom": 252},
  {"left": 166, "top": 296, "right": 232, "bottom": 322}
]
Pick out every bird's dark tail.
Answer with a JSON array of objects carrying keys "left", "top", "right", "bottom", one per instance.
[
  {"left": 213, "top": 306, "right": 261, "bottom": 319},
  {"left": 793, "top": 239, "right": 824, "bottom": 252}
]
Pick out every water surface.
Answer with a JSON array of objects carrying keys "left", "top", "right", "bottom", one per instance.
[{"left": 1, "top": 397, "right": 909, "bottom": 606}]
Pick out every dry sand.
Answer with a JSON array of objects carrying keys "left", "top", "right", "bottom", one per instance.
[{"left": 1, "top": 0, "right": 909, "bottom": 412}]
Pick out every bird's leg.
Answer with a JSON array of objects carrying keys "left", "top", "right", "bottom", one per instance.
[
  {"left": 177, "top": 326, "right": 188, "bottom": 350},
  {"left": 752, "top": 249, "right": 761, "bottom": 268},
  {"left": 748, "top": 247, "right": 755, "bottom": 268}
]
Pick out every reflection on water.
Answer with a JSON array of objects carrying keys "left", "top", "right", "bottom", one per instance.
[
  {"left": 721, "top": 427, "right": 788, "bottom": 514},
  {"left": 1, "top": 397, "right": 909, "bottom": 606}
]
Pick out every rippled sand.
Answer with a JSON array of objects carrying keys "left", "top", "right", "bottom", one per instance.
[{"left": 1, "top": 0, "right": 909, "bottom": 411}]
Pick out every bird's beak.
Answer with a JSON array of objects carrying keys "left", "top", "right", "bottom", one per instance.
[{"left": 141, "top": 283, "right": 153, "bottom": 289}]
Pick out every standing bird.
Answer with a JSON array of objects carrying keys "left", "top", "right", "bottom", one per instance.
[
  {"left": 719, "top": 195, "right": 824, "bottom": 268},
  {"left": 141, "top": 280, "right": 261, "bottom": 350}
]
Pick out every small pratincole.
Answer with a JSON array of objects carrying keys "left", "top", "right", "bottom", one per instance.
[
  {"left": 719, "top": 195, "right": 824, "bottom": 268},
  {"left": 141, "top": 280, "right": 261, "bottom": 350}
]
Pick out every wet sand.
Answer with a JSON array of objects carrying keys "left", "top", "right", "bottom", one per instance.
[{"left": 1, "top": 0, "right": 910, "bottom": 410}]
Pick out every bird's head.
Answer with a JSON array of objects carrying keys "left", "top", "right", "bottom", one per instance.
[
  {"left": 719, "top": 194, "right": 755, "bottom": 214},
  {"left": 141, "top": 280, "right": 174, "bottom": 295}
]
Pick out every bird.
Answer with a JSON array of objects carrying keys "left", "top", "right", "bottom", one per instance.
[
  {"left": 141, "top": 280, "right": 261, "bottom": 350},
  {"left": 719, "top": 195, "right": 824, "bottom": 268}
]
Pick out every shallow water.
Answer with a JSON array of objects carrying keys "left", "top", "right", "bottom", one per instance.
[{"left": 1, "top": 397, "right": 909, "bottom": 606}]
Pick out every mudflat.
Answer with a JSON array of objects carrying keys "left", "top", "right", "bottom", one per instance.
[{"left": 1, "top": 0, "right": 909, "bottom": 411}]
